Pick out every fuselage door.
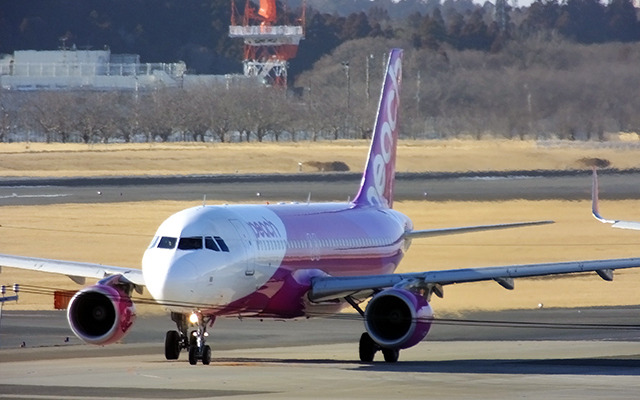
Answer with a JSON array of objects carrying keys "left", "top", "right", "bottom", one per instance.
[
  {"left": 307, "top": 232, "right": 320, "bottom": 262},
  {"left": 229, "top": 219, "right": 255, "bottom": 276}
]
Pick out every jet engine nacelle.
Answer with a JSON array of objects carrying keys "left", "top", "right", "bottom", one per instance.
[
  {"left": 67, "top": 284, "right": 136, "bottom": 345},
  {"left": 364, "top": 288, "right": 433, "bottom": 349}
]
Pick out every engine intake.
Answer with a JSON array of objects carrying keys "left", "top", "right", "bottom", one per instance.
[
  {"left": 67, "top": 284, "right": 136, "bottom": 345},
  {"left": 364, "top": 288, "right": 433, "bottom": 349}
]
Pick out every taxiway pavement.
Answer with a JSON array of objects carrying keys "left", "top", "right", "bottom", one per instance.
[
  {"left": 1, "top": 308, "right": 639, "bottom": 399},
  {"left": 3, "top": 171, "right": 640, "bottom": 205}
]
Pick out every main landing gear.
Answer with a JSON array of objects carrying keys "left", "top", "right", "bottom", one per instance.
[
  {"left": 359, "top": 332, "right": 399, "bottom": 363},
  {"left": 164, "top": 311, "right": 214, "bottom": 365},
  {"left": 345, "top": 296, "right": 401, "bottom": 363}
]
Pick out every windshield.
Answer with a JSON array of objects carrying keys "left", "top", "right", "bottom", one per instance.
[
  {"left": 158, "top": 236, "right": 177, "bottom": 249},
  {"left": 178, "top": 237, "right": 203, "bottom": 250},
  {"left": 155, "top": 235, "right": 229, "bottom": 252}
]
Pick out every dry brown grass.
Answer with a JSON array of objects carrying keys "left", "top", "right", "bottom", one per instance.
[
  {"left": 1, "top": 140, "right": 639, "bottom": 313},
  {"left": 1, "top": 139, "right": 640, "bottom": 177},
  {"left": 1, "top": 198, "right": 639, "bottom": 313}
]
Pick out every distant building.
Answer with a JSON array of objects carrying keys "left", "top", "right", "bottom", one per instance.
[
  {"left": 0, "top": 49, "right": 186, "bottom": 91},
  {"left": 0, "top": 48, "right": 264, "bottom": 93},
  {"left": 0, "top": 49, "right": 190, "bottom": 91}
]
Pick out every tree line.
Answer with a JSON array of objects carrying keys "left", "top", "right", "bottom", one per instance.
[
  {"left": 2, "top": 0, "right": 640, "bottom": 77},
  {"left": 2, "top": 0, "right": 640, "bottom": 142},
  {"left": 3, "top": 36, "right": 640, "bottom": 143}
]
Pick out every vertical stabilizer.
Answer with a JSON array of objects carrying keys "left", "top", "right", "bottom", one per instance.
[{"left": 353, "top": 48, "right": 403, "bottom": 208}]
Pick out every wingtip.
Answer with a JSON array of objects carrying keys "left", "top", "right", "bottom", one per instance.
[
  {"left": 591, "top": 167, "right": 616, "bottom": 224},
  {"left": 591, "top": 167, "right": 603, "bottom": 220}
]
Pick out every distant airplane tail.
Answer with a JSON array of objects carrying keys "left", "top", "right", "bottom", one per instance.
[{"left": 353, "top": 48, "right": 403, "bottom": 209}]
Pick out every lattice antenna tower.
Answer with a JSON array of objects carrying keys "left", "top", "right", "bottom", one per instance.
[{"left": 229, "top": 0, "right": 305, "bottom": 87}]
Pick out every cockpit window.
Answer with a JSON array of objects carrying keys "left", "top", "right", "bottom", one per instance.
[
  {"left": 156, "top": 235, "right": 229, "bottom": 252},
  {"left": 214, "top": 236, "right": 230, "bottom": 252},
  {"left": 205, "top": 236, "right": 220, "bottom": 251},
  {"left": 158, "top": 236, "right": 177, "bottom": 249},
  {"left": 178, "top": 237, "right": 203, "bottom": 250}
]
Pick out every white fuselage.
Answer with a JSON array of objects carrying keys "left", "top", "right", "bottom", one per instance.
[{"left": 142, "top": 202, "right": 412, "bottom": 317}]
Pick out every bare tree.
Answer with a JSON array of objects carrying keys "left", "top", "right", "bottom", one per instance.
[
  {"left": 137, "top": 89, "right": 177, "bottom": 142},
  {"left": 27, "top": 92, "right": 77, "bottom": 143}
]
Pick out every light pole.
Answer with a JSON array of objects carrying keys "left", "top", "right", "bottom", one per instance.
[
  {"left": 365, "top": 54, "right": 373, "bottom": 105},
  {"left": 341, "top": 61, "right": 350, "bottom": 138}
]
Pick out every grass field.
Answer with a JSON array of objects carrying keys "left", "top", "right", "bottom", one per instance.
[
  {"left": 1, "top": 139, "right": 639, "bottom": 177},
  {"left": 1, "top": 139, "right": 639, "bottom": 313},
  {"left": 1, "top": 199, "right": 639, "bottom": 313}
]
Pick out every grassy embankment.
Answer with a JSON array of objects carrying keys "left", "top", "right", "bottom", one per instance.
[{"left": 1, "top": 140, "right": 639, "bottom": 313}]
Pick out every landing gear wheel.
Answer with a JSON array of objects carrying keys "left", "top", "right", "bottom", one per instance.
[
  {"left": 382, "top": 348, "right": 400, "bottom": 363},
  {"left": 188, "top": 345, "right": 198, "bottom": 365},
  {"left": 359, "top": 332, "right": 377, "bottom": 362},
  {"left": 202, "top": 345, "right": 212, "bottom": 365},
  {"left": 164, "top": 330, "right": 181, "bottom": 360}
]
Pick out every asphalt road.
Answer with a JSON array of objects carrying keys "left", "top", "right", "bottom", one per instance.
[
  {"left": 0, "top": 308, "right": 639, "bottom": 399},
  {"left": 2, "top": 170, "right": 640, "bottom": 206},
  {"left": 2, "top": 307, "right": 640, "bottom": 353}
]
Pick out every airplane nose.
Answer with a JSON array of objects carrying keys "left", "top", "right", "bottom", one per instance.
[{"left": 143, "top": 255, "right": 199, "bottom": 307}]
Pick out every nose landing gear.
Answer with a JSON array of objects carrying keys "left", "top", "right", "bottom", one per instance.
[
  {"left": 188, "top": 315, "right": 212, "bottom": 365},
  {"left": 164, "top": 311, "right": 214, "bottom": 365}
]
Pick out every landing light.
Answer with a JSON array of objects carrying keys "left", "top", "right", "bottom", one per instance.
[{"left": 189, "top": 313, "right": 199, "bottom": 324}]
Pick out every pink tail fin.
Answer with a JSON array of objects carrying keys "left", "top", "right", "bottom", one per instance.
[{"left": 353, "top": 48, "right": 403, "bottom": 209}]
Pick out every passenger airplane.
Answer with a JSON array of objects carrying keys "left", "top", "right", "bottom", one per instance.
[
  {"left": 592, "top": 167, "right": 640, "bottom": 230},
  {"left": 2, "top": 49, "right": 640, "bottom": 365}
]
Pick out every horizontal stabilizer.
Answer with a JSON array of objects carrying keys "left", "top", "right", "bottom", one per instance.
[{"left": 405, "top": 220, "right": 553, "bottom": 239}]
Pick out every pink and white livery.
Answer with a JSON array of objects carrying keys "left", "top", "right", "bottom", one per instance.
[{"left": 2, "top": 48, "right": 640, "bottom": 364}]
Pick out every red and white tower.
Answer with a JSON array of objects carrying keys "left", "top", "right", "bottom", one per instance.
[{"left": 229, "top": 0, "right": 305, "bottom": 87}]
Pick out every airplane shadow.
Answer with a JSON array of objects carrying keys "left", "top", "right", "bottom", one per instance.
[
  {"left": 211, "top": 356, "right": 640, "bottom": 376},
  {"left": 356, "top": 357, "right": 640, "bottom": 376}
]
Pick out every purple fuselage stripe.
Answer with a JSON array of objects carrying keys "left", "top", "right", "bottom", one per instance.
[{"left": 217, "top": 203, "right": 412, "bottom": 317}]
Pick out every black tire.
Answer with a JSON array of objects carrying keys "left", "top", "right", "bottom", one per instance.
[
  {"left": 189, "top": 330, "right": 197, "bottom": 347},
  {"left": 188, "top": 345, "right": 198, "bottom": 365},
  {"left": 382, "top": 348, "right": 399, "bottom": 363},
  {"left": 202, "top": 345, "right": 212, "bottom": 365},
  {"left": 164, "top": 330, "right": 181, "bottom": 360},
  {"left": 359, "top": 332, "right": 377, "bottom": 362}
]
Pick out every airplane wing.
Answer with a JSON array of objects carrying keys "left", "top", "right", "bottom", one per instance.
[
  {"left": 0, "top": 253, "right": 144, "bottom": 287},
  {"left": 308, "top": 257, "right": 640, "bottom": 302},
  {"left": 591, "top": 168, "right": 640, "bottom": 230},
  {"left": 405, "top": 220, "right": 553, "bottom": 239}
]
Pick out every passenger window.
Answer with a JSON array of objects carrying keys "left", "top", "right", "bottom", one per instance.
[
  {"left": 205, "top": 236, "right": 220, "bottom": 251},
  {"left": 214, "top": 236, "right": 229, "bottom": 252},
  {"left": 178, "top": 237, "right": 203, "bottom": 250},
  {"left": 158, "top": 236, "right": 177, "bottom": 249}
]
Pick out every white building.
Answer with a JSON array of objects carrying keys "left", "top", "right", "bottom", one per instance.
[{"left": 0, "top": 49, "right": 187, "bottom": 91}]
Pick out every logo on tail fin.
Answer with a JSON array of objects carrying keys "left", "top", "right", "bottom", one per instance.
[{"left": 353, "top": 48, "right": 403, "bottom": 209}]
